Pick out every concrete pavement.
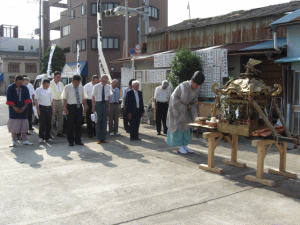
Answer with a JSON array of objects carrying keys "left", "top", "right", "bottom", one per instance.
[
  {"left": 0, "top": 120, "right": 300, "bottom": 225},
  {"left": 0, "top": 95, "right": 9, "bottom": 126}
]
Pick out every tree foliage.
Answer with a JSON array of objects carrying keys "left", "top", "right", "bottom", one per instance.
[
  {"left": 41, "top": 46, "right": 66, "bottom": 74},
  {"left": 169, "top": 49, "right": 202, "bottom": 88}
]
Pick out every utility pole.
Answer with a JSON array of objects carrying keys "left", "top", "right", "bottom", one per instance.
[
  {"left": 39, "top": 0, "right": 42, "bottom": 72},
  {"left": 125, "top": 0, "right": 129, "bottom": 58},
  {"left": 97, "top": 0, "right": 111, "bottom": 79},
  {"left": 144, "top": 0, "right": 150, "bottom": 35}
]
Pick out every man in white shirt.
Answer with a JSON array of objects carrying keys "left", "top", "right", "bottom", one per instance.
[
  {"left": 92, "top": 74, "right": 112, "bottom": 144},
  {"left": 35, "top": 79, "right": 53, "bottom": 142},
  {"left": 50, "top": 71, "right": 65, "bottom": 137},
  {"left": 109, "top": 79, "right": 121, "bottom": 136},
  {"left": 154, "top": 80, "right": 172, "bottom": 135},
  {"left": 23, "top": 77, "right": 35, "bottom": 131},
  {"left": 84, "top": 75, "right": 99, "bottom": 137},
  {"left": 62, "top": 75, "right": 87, "bottom": 146}
]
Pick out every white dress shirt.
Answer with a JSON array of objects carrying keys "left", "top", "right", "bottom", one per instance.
[
  {"left": 35, "top": 87, "right": 53, "bottom": 106},
  {"left": 84, "top": 82, "right": 94, "bottom": 100},
  {"left": 92, "top": 83, "right": 113, "bottom": 102},
  {"left": 62, "top": 83, "right": 84, "bottom": 104},
  {"left": 154, "top": 86, "right": 172, "bottom": 103},
  {"left": 134, "top": 90, "right": 140, "bottom": 109}
]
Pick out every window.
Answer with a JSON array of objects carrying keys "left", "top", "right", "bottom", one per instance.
[
  {"left": 103, "top": 37, "right": 119, "bottom": 50},
  {"left": 18, "top": 45, "right": 24, "bottom": 51},
  {"left": 8, "top": 63, "right": 20, "bottom": 73},
  {"left": 149, "top": 6, "right": 159, "bottom": 20},
  {"left": 70, "top": 9, "right": 76, "bottom": 18},
  {"left": 102, "top": 38, "right": 108, "bottom": 49},
  {"left": 92, "top": 37, "right": 119, "bottom": 50},
  {"left": 76, "top": 39, "right": 86, "bottom": 51},
  {"left": 25, "top": 63, "right": 37, "bottom": 73},
  {"left": 91, "top": 38, "right": 98, "bottom": 50},
  {"left": 81, "top": 4, "right": 86, "bottom": 15},
  {"left": 103, "top": 2, "right": 119, "bottom": 10},
  {"left": 91, "top": 3, "right": 97, "bottom": 15},
  {"left": 63, "top": 47, "right": 71, "bottom": 53},
  {"left": 62, "top": 25, "right": 71, "bottom": 37},
  {"left": 91, "top": 2, "right": 119, "bottom": 15}
]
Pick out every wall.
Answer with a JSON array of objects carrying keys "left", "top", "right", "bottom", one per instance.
[
  {"left": 0, "top": 55, "right": 39, "bottom": 94},
  {"left": 54, "top": 0, "right": 168, "bottom": 80},
  {"left": 146, "top": 16, "right": 287, "bottom": 53},
  {"left": 0, "top": 37, "right": 39, "bottom": 53},
  {"left": 287, "top": 25, "right": 300, "bottom": 58}
]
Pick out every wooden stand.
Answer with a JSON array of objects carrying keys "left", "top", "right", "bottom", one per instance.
[
  {"left": 199, "top": 132, "right": 224, "bottom": 174},
  {"left": 224, "top": 135, "right": 247, "bottom": 168},
  {"left": 244, "top": 140, "right": 298, "bottom": 186},
  {"left": 199, "top": 132, "right": 247, "bottom": 174}
]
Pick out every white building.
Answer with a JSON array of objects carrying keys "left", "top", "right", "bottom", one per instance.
[{"left": 0, "top": 37, "right": 40, "bottom": 94}]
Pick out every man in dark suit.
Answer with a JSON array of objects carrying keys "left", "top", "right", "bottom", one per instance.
[{"left": 125, "top": 80, "right": 145, "bottom": 141}]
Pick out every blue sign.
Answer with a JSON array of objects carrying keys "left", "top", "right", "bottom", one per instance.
[{"left": 129, "top": 48, "right": 136, "bottom": 57}]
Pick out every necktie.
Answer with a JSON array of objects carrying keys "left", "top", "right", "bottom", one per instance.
[
  {"left": 75, "top": 87, "right": 80, "bottom": 105},
  {"left": 114, "top": 88, "right": 117, "bottom": 103},
  {"left": 102, "top": 85, "right": 105, "bottom": 102}
]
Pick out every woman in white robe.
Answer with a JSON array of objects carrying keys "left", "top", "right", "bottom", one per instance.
[{"left": 166, "top": 71, "right": 205, "bottom": 154}]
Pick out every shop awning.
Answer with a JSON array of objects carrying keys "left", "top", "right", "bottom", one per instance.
[
  {"left": 62, "top": 61, "right": 88, "bottom": 76},
  {"left": 241, "top": 38, "right": 287, "bottom": 51},
  {"left": 275, "top": 56, "right": 300, "bottom": 63}
]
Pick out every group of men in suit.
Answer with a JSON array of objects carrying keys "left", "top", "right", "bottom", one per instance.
[{"left": 64, "top": 75, "right": 145, "bottom": 146}]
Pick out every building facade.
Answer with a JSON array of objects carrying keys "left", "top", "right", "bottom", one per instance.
[
  {"left": 0, "top": 33, "right": 40, "bottom": 94},
  {"left": 50, "top": 0, "right": 168, "bottom": 81}
]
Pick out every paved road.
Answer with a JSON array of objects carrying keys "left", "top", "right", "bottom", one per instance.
[
  {"left": 0, "top": 95, "right": 8, "bottom": 126},
  {"left": 0, "top": 119, "right": 300, "bottom": 224}
]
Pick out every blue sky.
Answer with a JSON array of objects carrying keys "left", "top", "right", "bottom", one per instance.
[{"left": 0, "top": 0, "right": 292, "bottom": 39}]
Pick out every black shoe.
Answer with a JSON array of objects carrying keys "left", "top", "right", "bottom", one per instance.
[
  {"left": 69, "top": 143, "right": 75, "bottom": 146},
  {"left": 57, "top": 133, "right": 64, "bottom": 137},
  {"left": 75, "top": 142, "right": 84, "bottom": 146},
  {"left": 157, "top": 132, "right": 161, "bottom": 135},
  {"left": 29, "top": 128, "right": 34, "bottom": 131}
]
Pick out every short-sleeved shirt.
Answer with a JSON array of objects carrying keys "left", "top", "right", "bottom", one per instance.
[
  {"left": 110, "top": 87, "right": 120, "bottom": 103},
  {"left": 92, "top": 83, "right": 113, "bottom": 102},
  {"left": 62, "top": 83, "right": 85, "bottom": 105},
  {"left": 84, "top": 82, "right": 94, "bottom": 100},
  {"left": 35, "top": 87, "right": 53, "bottom": 106},
  {"left": 6, "top": 83, "right": 31, "bottom": 119},
  {"left": 50, "top": 80, "right": 64, "bottom": 100},
  {"left": 154, "top": 85, "right": 172, "bottom": 103}
]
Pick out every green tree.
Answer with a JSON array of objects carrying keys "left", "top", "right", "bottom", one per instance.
[
  {"left": 169, "top": 49, "right": 202, "bottom": 88},
  {"left": 41, "top": 46, "right": 66, "bottom": 74}
]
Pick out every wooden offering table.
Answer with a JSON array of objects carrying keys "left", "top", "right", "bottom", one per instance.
[
  {"left": 199, "top": 131, "right": 247, "bottom": 174},
  {"left": 244, "top": 139, "right": 298, "bottom": 186}
]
